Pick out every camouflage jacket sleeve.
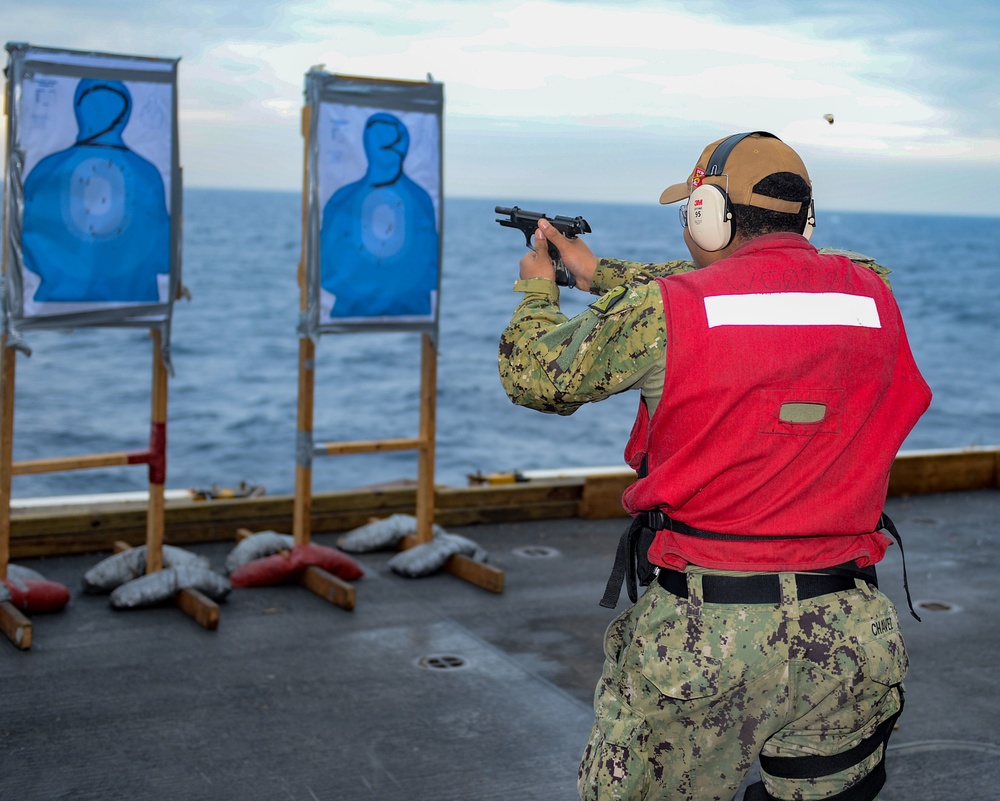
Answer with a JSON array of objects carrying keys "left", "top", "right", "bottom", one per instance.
[
  {"left": 498, "top": 277, "right": 666, "bottom": 415},
  {"left": 589, "top": 257, "right": 696, "bottom": 295}
]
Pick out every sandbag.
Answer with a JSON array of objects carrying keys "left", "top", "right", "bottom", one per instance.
[
  {"left": 3, "top": 578, "right": 72, "bottom": 614},
  {"left": 83, "top": 545, "right": 210, "bottom": 593},
  {"left": 4, "top": 565, "right": 71, "bottom": 614},
  {"left": 337, "top": 513, "right": 446, "bottom": 553},
  {"left": 109, "top": 566, "right": 232, "bottom": 609},
  {"left": 224, "top": 530, "right": 295, "bottom": 574},
  {"left": 388, "top": 531, "right": 489, "bottom": 578},
  {"left": 8, "top": 564, "right": 45, "bottom": 581},
  {"left": 292, "top": 542, "right": 364, "bottom": 581},
  {"left": 229, "top": 542, "right": 364, "bottom": 588}
]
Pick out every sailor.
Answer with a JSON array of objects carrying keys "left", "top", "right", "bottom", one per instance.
[
  {"left": 498, "top": 132, "right": 931, "bottom": 800},
  {"left": 22, "top": 78, "right": 170, "bottom": 304}
]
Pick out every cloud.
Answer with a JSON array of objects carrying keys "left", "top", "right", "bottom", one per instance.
[
  {"left": 3, "top": 0, "right": 1000, "bottom": 212},
  {"left": 677, "top": 0, "right": 1000, "bottom": 138}
]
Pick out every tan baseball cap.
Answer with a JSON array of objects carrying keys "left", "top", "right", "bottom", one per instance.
[{"left": 659, "top": 131, "right": 811, "bottom": 214}]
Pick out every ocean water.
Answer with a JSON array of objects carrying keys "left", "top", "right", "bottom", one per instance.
[{"left": 7, "top": 189, "right": 1000, "bottom": 499}]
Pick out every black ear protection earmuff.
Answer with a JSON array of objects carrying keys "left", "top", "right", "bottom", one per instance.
[{"left": 680, "top": 132, "right": 815, "bottom": 252}]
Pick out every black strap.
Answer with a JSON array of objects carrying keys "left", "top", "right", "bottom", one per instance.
[
  {"left": 744, "top": 767, "right": 884, "bottom": 801},
  {"left": 657, "top": 569, "right": 863, "bottom": 605},
  {"left": 600, "top": 513, "right": 656, "bottom": 609},
  {"left": 602, "top": 504, "right": 915, "bottom": 619},
  {"left": 742, "top": 782, "right": 771, "bottom": 801},
  {"left": 812, "top": 562, "right": 878, "bottom": 589},
  {"left": 597, "top": 456, "right": 655, "bottom": 609},
  {"left": 647, "top": 509, "right": 831, "bottom": 542},
  {"left": 877, "top": 512, "right": 921, "bottom": 621},
  {"left": 706, "top": 131, "right": 777, "bottom": 176}
]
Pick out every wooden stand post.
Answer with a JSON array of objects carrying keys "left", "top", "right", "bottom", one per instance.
[
  {"left": 0, "top": 336, "right": 33, "bottom": 649},
  {"left": 145, "top": 331, "right": 216, "bottom": 629},
  {"left": 146, "top": 329, "right": 167, "bottom": 574},
  {"left": 404, "top": 334, "right": 504, "bottom": 593},
  {"left": 415, "top": 333, "right": 437, "bottom": 546},
  {"left": 293, "top": 334, "right": 315, "bottom": 547},
  {"left": 293, "top": 103, "right": 316, "bottom": 550}
]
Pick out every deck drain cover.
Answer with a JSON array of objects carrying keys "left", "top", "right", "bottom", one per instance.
[
  {"left": 513, "top": 546, "right": 561, "bottom": 559},
  {"left": 886, "top": 741, "right": 1000, "bottom": 796},
  {"left": 417, "top": 654, "right": 468, "bottom": 671}
]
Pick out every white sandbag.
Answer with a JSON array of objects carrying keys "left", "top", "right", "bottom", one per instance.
[
  {"left": 7, "top": 564, "right": 46, "bottom": 582},
  {"left": 442, "top": 532, "right": 488, "bottom": 563},
  {"left": 224, "top": 531, "right": 294, "bottom": 574},
  {"left": 109, "top": 566, "right": 232, "bottom": 609},
  {"left": 83, "top": 545, "right": 210, "bottom": 593},
  {"left": 338, "top": 513, "right": 446, "bottom": 553},
  {"left": 82, "top": 547, "right": 146, "bottom": 592},
  {"left": 388, "top": 531, "right": 489, "bottom": 578},
  {"left": 0, "top": 582, "right": 10, "bottom": 604},
  {"left": 163, "top": 545, "right": 211, "bottom": 571},
  {"left": 5, "top": 563, "right": 47, "bottom": 593}
]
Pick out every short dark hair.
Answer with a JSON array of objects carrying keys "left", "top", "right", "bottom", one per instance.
[{"left": 732, "top": 172, "right": 811, "bottom": 239}]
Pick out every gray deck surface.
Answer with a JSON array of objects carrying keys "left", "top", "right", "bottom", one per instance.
[{"left": 3, "top": 489, "right": 998, "bottom": 800}]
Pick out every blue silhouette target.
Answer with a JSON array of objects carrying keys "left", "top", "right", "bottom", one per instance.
[
  {"left": 21, "top": 78, "right": 170, "bottom": 304},
  {"left": 319, "top": 112, "right": 439, "bottom": 320}
]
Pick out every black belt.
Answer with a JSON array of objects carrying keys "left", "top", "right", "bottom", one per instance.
[{"left": 657, "top": 569, "right": 861, "bottom": 604}]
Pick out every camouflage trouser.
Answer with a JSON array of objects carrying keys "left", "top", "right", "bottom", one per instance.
[{"left": 578, "top": 570, "right": 907, "bottom": 801}]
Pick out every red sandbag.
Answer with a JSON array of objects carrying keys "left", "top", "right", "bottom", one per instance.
[
  {"left": 292, "top": 543, "right": 364, "bottom": 581},
  {"left": 229, "top": 551, "right": 297, "bottom": 588},
  {"left": 3, "top": 578, "right": 71, "bottom": 614},
  {"left": 230, "top": 543, "right": 363, "bottom": 588}
]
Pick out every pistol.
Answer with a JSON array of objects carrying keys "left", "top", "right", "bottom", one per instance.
[{"left": 495, "top": 205, "right": 592, "bottom": 287}]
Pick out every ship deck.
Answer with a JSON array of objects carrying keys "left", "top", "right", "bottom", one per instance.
[{"left": 3, "top": 488, "right": 998, "bottom": 801}]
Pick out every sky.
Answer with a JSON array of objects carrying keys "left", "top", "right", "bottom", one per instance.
[{"left": 3, "top": 0, "right": 1000, "bottom": 215}]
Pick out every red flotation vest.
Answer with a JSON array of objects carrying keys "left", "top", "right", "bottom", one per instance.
[{"left": 623, "top": 233, "right": 931, "bottom": 572}]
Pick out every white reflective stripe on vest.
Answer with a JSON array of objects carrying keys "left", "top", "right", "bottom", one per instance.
[{"left": 704, "top": 293, "right": 881, "bottom": 328}]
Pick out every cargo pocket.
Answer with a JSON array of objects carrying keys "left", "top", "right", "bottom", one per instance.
[
  {"left": 603, "top": 606, "right": 633, "bottom": 667},
  {"left": 859, "top": 610, "right": 908, "bottom": 688},
  {"left": 641, "top": 642, "right": 722, "bottom": 700},
  {"left": 579, "top": 685, "right": 650, "bottom": 801}
]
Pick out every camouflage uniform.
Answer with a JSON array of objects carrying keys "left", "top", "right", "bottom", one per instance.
[
  {"left": 498, "top": 254, "right": 904, "bottom": 801},
  {"left": 578, "top": 570, "right": 906, "bottom": 800}
]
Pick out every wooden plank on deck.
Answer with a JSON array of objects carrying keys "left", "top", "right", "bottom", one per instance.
[
  {"left": 296, "top": 566, "right": 356, "bottom": 611},
  {"left": 175, "top": 588, "right": 220, "bottom": 630},
  {"left": 0, "top": 601, "right": 32, "bottom": 650}
]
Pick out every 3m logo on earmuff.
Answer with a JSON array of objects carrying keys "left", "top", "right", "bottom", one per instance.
[{"left": 687, "top": 183, "right": 733, "bottom": 252}]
